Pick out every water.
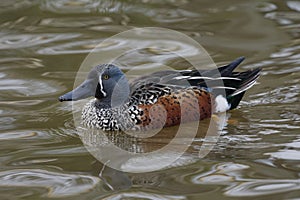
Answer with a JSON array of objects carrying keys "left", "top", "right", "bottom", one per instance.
[{"left": 0, "top": 0, "right": 299, "bottom": 199}]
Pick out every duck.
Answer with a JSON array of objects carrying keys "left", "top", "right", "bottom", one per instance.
[{"left": 59, "top": 57, "right": 261, "bottom": 131}]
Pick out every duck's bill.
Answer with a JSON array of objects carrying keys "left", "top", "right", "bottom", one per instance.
[{"left": 59, "top": 80, "right": 94, "bottom": 102}]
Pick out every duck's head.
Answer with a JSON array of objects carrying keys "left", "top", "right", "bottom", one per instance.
[{"left": 59, "top": 64, "right": 130, "bottom": 107}]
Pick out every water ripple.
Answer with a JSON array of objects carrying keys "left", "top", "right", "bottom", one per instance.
[
  {"left": 0, "top": 78, "right": 63, "bottom": 97},
  {"left": 0, "top": 57, "right": 44, "bottom": 69},
  {"left": 287, "top": 1, "right": 300, "bottom": 12},
  {"left": 0, "top": 100, "right": 44, "bottom": 107},
  {"left": 249, "top": 85, "right": 299, "bottom": 105},
  {"left": 224, "top": 180, "right": 300, "bottom": 197},
  {"left": 40, "top": 0, "right": 189, "bottom": 16},
  {"left": 89, "top": 25, "right": 131, "bottom": 33},
  {"left": 255, "top": 2, "right": 277, "bottom": 12},
  {"left": 40, "top": 16, "right": 113, "bottom": 28},
  {"left": 0, "top": 130, "right": 53, "bottom": 141},
  {"left": 191, "top": 162, "right": 249, "bottom": 185},
  {"left": 0, "top": 33, "right": 80, "bottom": 50},
  {"left": 37, "top": 39, "right": 114, "bottom": 55},
  {"left": 266, "top": 149, "right": 300, "bottom": 161},
  {"left": 42, "top": 71, "right": 77, "bottom": 79},
  {"left": 0, "top": 169, "right": 100, "bottom": 197},
  {"left": 0, "top": 117, "right": 16, "bottom": 130},
  {"left": 40, "top": 0, "right": 101, "bottom": 14},
  {"left": 37, "top": 35, "right": 201, "bottom": 65},
  {"left": 188, "top": 162, "right": 300, "bottom": 197},
  {"left": 0, "top": 0, "right": 35, "bottom": 13},
  {"left": 102, "top": 191, "right": 185, "bottom": 200},
  {"left": 135, "top": 8, "right": 200, "bottom": 24},
  {"left": 0, "top": 131, "right": 38, "bottom": 140},
  {"left": 265, "top": 11, "right": 300, "bottom": 25}
]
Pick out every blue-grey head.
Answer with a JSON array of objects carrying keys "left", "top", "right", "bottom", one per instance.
[{"left": 59, "top": 64, "right": 130, "bottom": 108}]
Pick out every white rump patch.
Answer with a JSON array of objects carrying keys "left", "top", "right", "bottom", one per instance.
[{"left": 214, "top": 95, "right": 230, "bottom": 113}]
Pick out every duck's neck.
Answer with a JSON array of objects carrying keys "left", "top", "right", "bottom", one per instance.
[{"left": 94, "top": 98, "right": 113, "bottom": 109}]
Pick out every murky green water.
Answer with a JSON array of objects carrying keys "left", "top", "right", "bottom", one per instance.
[{"left": 0, "top": 0, "right": 300, "bottom": 199}]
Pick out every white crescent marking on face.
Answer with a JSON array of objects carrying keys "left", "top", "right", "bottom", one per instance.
[{"left": 99, "top": 75, "right": 107, "bottom": 97}]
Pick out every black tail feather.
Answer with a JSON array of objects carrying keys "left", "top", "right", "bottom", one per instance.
[
  {"left": 217, "top": 56, "right": 246, "bottom": 77},
  {"left": 225, "top": 66, "right": 261, "bottom": 110},
  {"left": 181, "top": 57, "right": 261, "bottom": 110},
  {"left": 227, "top": 91, "right": 245, "bottom": 109}
]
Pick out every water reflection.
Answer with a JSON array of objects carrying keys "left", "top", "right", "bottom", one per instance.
[{"left": 79, "top": 116, "right": 223, "bottom": 173}]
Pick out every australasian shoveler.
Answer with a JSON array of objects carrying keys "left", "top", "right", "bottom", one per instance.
[{"left": 59, "top": 57, "right": 261, "bottom": 131}]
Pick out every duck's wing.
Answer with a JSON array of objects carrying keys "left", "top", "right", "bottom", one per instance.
[
  {"left": 130, "top": 57, "right": 246, "bottom": 86},
  {"left": 128, "top": 82, "right": 180, "bottom": 106},
  {"left": 129, "top": 57, "right": 261, "bottom": 110}
]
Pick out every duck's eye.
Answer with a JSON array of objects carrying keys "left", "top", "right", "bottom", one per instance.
[{"left": 103, "top": 74, "right": 110, "bottom": 80}]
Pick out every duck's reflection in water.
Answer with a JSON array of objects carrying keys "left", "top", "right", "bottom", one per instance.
[{"left": 82, "top": 112, "right": 228, "bottom": 190}]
